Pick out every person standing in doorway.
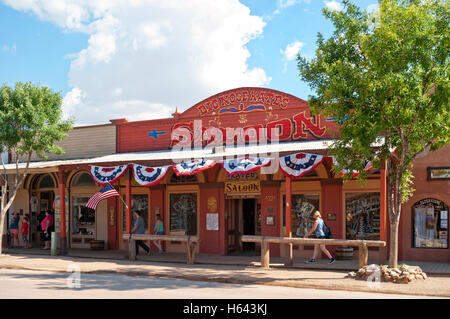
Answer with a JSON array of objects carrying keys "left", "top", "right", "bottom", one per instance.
[
  {"left": 21, "top": 216, "right": 30, "bottom": 248},
  {"left": 9, "top": 212, "right": 20, "bottom": 248},
  {"left": 131, "top": 210, "right": 151, "bottom": 256},
  {"left": 41, "top": 210, "right": 53, "bottom": 250},
  {"left": 153, "top": 214, "right": 164, "bottom": 254},
  {"left": 304, "top": 211, "right": 335, "bottom": 264}
]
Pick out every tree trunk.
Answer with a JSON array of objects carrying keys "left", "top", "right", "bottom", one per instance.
[
  {"left": 388, "top": 217, "right": 400, "bottom": 268},
  {"left": 0, "top": 211, "right": 5, "bottom": 254}
]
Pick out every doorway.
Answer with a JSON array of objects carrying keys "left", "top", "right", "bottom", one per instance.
[{"left": 226, "top": 198, "right": 259, "bottom": 255}]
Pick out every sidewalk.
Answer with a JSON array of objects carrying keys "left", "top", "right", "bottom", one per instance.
[
  {"left": 4, "top": 247, "right": 450, "bottom": 275},
  {"left": 1, "top": 250, "right": 450, "bottom": 298}
]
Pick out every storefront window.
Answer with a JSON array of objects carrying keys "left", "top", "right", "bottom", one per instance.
[
  {"left": 72, "top": 197, "right": 95, "bottom": 235},
  {"left": 345, "top": 192, "right": 380, "bottom": 240},
  {"left": 72, "top": 172, "right": 96, "bottom": 187},
  {"left": 122, "top": 194, "right": 149, "bottom": 232},
  {"left": 283, "top": 194, "right": 320, "bottom": 237},
  {"left": 39, "top": 175, "right": 55, "bottom": 188},
  {"left": 170, "top": 193, "right": 197, "bottom": 235},
  {"left": 412, "top": 198, "right": 448, "bottom": 249}
]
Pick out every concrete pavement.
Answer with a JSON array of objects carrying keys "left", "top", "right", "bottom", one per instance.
[
  {"left": 1, "top": 253, "right": 449, "bottom": 298},
  {"left": 0, "top": 268, "right": 441, "bottom": 299}
]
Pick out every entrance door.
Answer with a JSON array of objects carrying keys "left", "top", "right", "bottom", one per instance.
[
  {"left": 242, "top": 199, "right": 256, "bottom": 251},
  {"left": 226, "top": 199, "right": 240, "bottom": 254},
  {"left": 226, "top": 198, "right": 257, "bottom": 254}
]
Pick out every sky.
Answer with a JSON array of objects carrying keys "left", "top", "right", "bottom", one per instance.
[{"left": 0, "top": 0, "right": 378, "bottom": 126}]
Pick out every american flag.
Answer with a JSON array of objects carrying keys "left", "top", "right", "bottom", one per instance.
[{"left": 85, "top": 183, "right": 119, "bottom": 210}]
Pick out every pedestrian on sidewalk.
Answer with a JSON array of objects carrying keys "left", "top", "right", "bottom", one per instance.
[
  {"left": 131, "top": 210, "right": 151, "bottom": 256},
  {"left": 153, "top": 214, "right": 164, "bottom": 254},
  {"left": 304, "top": 211, "right": 335, "bottom": 264},
  {"left": 41, "top": 210, "right": 53, "bottom": 250},
  {"left": 9, "top": 212, "right": 20, "bottom": 248},
  {"left": 21, "top": 216, "right": 30, "bottom": 249}
]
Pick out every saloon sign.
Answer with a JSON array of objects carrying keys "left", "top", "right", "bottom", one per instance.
[
  {"left": 196, "top": 88, "right": 290, "bottom": 116},
  {"left": 170, "top": 111, "right": 330, "bottom": 148},
  {"left": 224, "top": 181, "right": 261, "bottom": 195}
]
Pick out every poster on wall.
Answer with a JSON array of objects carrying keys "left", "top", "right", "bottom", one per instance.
[
  {"left": 441, "top": 211, "right": 448, "bottom": 220},
  {"left": 206, "top": 213, "right": 218, "bottom": 231},
  {"left": 54, "top": 195, "right": 69, "bottom": 234}
]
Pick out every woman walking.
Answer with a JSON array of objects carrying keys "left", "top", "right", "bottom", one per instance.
[
  {"left": 304, "top": 211, "right": 335, "bottom": 264},
  {"left": 153, "top": 215, "right": 164, "bottom": 254}
]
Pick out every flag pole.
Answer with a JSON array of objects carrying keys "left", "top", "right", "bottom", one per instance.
[{"left": 110, "top": 182, "right": 129, "bottom": 209}]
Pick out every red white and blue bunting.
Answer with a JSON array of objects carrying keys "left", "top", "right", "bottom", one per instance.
[
  {"left": 89, "top": 164, "right": 129, "bottom": 186},
  {"left": 173, "top": 159, "right": 216, "bottom": 176},
  {"left": 334, "top": 157, "right": 374, "bottom": 177},
  {"left": 279, "top": 152, "right": 326, "bottom": 179},
  {"left": 222, "top": 157, "right": 271, "bottom": 176},
  {"left": 132, "top": 164, "right": 170, "bottom": 187}
]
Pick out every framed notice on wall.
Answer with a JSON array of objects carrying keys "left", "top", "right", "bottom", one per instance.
[{"left": 206, "top": 213, "right": 218, "bottom": 231}]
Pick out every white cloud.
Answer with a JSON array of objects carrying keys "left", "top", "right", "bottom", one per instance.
[
  {"left": 280, "top": 40, "right": 304, "bottom": 73},
  {"left": 324, "top": 0, "right": 343, "bottom": 12},
  {"left": 2, "top": 0, "right": 270, "bottom": 125},
  {"left": 2, "top": 43, "right": 16, "bottom": 53}
]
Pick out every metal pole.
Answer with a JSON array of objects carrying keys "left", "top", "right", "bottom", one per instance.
[{"left": 51, "top": 232, "right": 57, "bottom": 256}]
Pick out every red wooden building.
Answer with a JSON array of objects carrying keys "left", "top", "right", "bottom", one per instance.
[{"left": 4, "top": 87, "right": 449, "bottom": 262}]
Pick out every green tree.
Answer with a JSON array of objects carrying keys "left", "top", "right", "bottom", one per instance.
[
  {"left": 0, "top": 82, "right": 73, "bottom": 253},
  {"left": 298, "top": 0, "right": 449, "bottom": 267}
]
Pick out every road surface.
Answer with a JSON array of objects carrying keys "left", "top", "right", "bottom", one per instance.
[{"left": 0, "top": 268, "right": 441, "bottom": 299}]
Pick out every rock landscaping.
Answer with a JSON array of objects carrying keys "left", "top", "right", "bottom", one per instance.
[{"left": 347, "top": 264, "right": 428, "bottom": 284}]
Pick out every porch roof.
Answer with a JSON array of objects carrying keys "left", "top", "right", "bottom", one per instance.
[{"left": 4, "top": 139, "right": 336, "bottom": 174}]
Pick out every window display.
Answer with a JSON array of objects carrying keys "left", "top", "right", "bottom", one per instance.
[
  {"left": 72, "top": 196, "right": 95, "bottom": 236},
  {"left": 170, "top": 193, "right": 197, "bottom": 235},
  {"left": 412, "top": 198, "right": 448, "bottom": 249},
  {"left": 122, "top": 194, "right": 149, "bottom": 232},
  {"left": 283, "top": 194, "right": 320, "bottom": 237},
  {"left": 345, "top": 193, "right": 380, "bottom": 240}
]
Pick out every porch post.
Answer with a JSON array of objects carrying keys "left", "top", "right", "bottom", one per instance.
[
  {"left": 126, "top": 167, "right": 132, "bottom": 234},
  {"left": 58, "top": 169, "right": 68, "bottom": 255},
  {"left": 284, "top": 175, "right": 293, "bottom": 267},
  {"left": 379, "top": 159, "right": 387, "bottom": 265}
]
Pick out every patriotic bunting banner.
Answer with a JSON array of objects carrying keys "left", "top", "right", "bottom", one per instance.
[
  {"left": 85, "top": 183, "right": 120, "bottom": 210},
  {"left": 334, "top": 158, "right": 374, "bottom": 178},
  {"left": 89, "top": 164, "right": 129, "bottom": 186},
  {"left": 173, "top": 159, "right": 216, "bottom": 176},
  {"left": 222, "top": 157, "right": 271, "bottom": 176},
  {"left": 132, "top": 164, "right": 170, "bottom": 187},
  {"left": 279, "top": 152, "right": 326, "bottom": 179}
]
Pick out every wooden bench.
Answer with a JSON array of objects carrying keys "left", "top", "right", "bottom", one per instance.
[
  {"left": 122, "top": 234, "right": 200, "bottom": 264},
  {"left": 241, "top": 235, "right": 386, "bottom": 269}
]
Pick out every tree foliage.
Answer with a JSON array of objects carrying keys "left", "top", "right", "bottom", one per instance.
[
  {"left": 0, "top": 82, "right": 73, "bottom": 253},
  {"left": 298, "top": 0, "right": 449, "bottom": 267}
]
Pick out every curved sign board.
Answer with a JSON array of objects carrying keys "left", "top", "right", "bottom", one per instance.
[{"left": 117, "top": 87, "right": 341, "bottom": 153}]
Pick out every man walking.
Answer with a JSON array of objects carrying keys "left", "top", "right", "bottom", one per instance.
[{"left": 131, "top": 210, "right": 151, "bottom": 256}]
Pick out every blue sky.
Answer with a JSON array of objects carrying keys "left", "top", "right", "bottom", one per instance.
[{"left": 0, "top": 0, "right": 377, "bottom": 125}]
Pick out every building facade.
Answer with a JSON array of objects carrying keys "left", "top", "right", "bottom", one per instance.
[{"left": 4, "top": 87, "right": 449, "bottom": 262}]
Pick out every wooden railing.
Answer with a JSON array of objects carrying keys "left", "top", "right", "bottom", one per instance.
[
  {"left": 122, "top": 234, "right": 200, "bottom": 264},
  {"left": 241, "top": 235, "right": 386, "bottom": 269}
]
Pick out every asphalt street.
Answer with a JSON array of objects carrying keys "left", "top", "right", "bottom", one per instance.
[{"left": 0, "top": 269, "right": 440, "bottom": 299}]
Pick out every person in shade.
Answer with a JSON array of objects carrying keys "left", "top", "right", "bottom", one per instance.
[
  {"left": 153, "top": 214, "right": 164, "bottom": 254},
  {"left": 21, "top": 216, "right": 30, "bottom": 248},
  {"left": 41, "top": 210, "right": 54, "bottom": 250},
  {"left": 304, "top": 211, "right": 335, "bottom": 264},
  {"left": 9, "top": 212, "right": 20, "bottom": 248},
  {"left": 131, "top": 210, "right": 151, "bottom": 256}
]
